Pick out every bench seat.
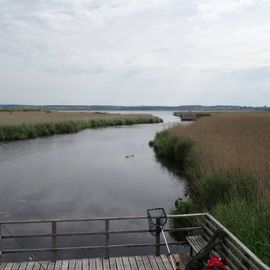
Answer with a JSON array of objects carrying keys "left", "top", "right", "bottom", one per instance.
[{"left": 186, "top": 235, "right": 207, "bottom": 254}]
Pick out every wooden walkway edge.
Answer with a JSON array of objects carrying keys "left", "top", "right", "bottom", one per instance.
[{"left": 0, "top": 254, "right": 189, "bottom": 270}]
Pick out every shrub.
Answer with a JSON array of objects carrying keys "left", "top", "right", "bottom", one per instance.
[
  {"left": 230, "top": 170, "right": 259, "bottom": 203},
  {"left": 153, "top": 131, "right": 178, "bottom": 161},
  {"left": 170, "top": 199, "right": 198, "bottom": 241},
  {"left": 198, "top": 173, "right": 231, "bottom": 208},
  {"left": 174, "top": 137, "right": 194, "bottom": 172}
]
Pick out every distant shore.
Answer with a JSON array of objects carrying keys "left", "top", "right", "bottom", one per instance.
[
  {"left": 1, "top": 104, "right": 269, "bottom": 112},
  {"left": 0, "top": 111, "right": 162, "bottom": 141}
]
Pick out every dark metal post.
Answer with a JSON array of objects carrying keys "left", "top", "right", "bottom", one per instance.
[
  {"left": 155, "top": 218, "right": 160, "bottom": 256},
  {"left": 105, "top": 220, "right": 110, "bottom": 259},
  {"left": 0, "top": 224, "right": 2, "bottom": 264},
  {"left": 52, "top": 221, "right": 57, "bottom": 262},
  {"left": 242, "top": 253, "right": 250, "bottom": 270}
]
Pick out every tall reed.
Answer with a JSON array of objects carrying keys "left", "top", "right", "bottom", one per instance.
[{"left": 152, "top": 113, "right": 270, "bottom": 264}]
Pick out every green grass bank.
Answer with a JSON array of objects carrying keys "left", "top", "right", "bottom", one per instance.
[
  {"left": 0, "top": 117, "right": 162, "bottom": 141},
  {"left": 151, "top": 114, "right": 270, "bottom": 264}
]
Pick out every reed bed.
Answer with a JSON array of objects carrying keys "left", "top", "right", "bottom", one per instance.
[
  {"left": 152, "top": 112, "right": 270, "bottom": 264},
  {"left": 0, "top": 111, "right": 162, "bottom": 141}
]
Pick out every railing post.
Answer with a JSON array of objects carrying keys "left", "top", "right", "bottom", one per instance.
[
  {"left": 0, "top": 224, "right": 2, "bottom": 264},
  {"left": 52, "top": 221, "right": 57, "bottom": 262},
  {"left": 242, "top": 253, "right": 250, "bottom": 270},
  {"left": 155, "top": 218, "right": 160, "bottom": 256},
  {"left": 105, "top": 219, "right": 110, "bottom": 259}
]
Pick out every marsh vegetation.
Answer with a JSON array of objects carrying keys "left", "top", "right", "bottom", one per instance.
[
  {"left": 151, "top": 113, "right": 270, "bottom": 264},
  {"left": 0, "top": 111, "right": 162, "bottom": 141}
]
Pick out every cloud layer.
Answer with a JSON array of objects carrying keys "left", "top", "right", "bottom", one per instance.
[{"left": 1, "top": 0, "right": 270, "bottom": 105}]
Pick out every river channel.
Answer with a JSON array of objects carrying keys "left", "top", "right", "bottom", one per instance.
[{"left": 0, "top": 111, "right": 185, "bottom": 261}]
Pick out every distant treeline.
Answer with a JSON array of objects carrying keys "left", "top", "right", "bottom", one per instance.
[
  {"left": 0, "top": 108, "right": 41, "bottom": 112},
  {"left": 1, "top": 104, "right": 270, "bottom": 112}
]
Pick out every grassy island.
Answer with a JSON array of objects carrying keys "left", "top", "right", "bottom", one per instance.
[
  {"left": 151, "top": 113, "right": 270, "bottom": 264},
  {"left": 0, "top": 111, "right": 162, "bottom": 141}
]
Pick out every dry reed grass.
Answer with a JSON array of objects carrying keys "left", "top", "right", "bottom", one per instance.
[
  {"left": 0, "top": 111, "right": 157, "bottom": 125},
  {"left": 169, "top": 113, "right": 270, "bottom": 201},
  {"left": 152, "top": 112, "right": 270, "bottom": 263}
]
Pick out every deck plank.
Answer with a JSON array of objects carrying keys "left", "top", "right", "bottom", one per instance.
[
  {"left": 89, "top": 259, "right": 96, "bottom": 270},
  {"left": 174, "top": 255, "right": 187, "bottom": 269},
  {"left": 1, "top": 264, "right": 8, "bottom": 270},
  {"left": 160, "top": 255, "right": 173, "bottom": 270},
  {"left": 95, "top": 259, "right": 102, "bottom": 270},
  {"left": 42, "top": 261, "right": 49, "bottom": 270},
  {"left": 32, "top": 262, "right": 39, "bottom": 270},
  {"left": 18, "top": 262, "right": 28, "bottom": 270},
  {"left": 54, "top": 261, "right": 62, "bottom": 270},
  {"left": 61, "top": 261, "right": 68, "bottom": 270},
  {"left": 121, "top": 257, "right": 131, "bottom": 270},
  {"left": 179, "top": 254, "right": 189, "bottom": 267},
  {"left": 148, "top": 256, "right": 159, "bottom": 270},
  {"left": 11, "top": 263, "right": 20, "bottom": 270},
  {"left": 12, "top": 263, "right": 21, "bottom": 270},
  {"left": 109, "top": 258, "right": 116, "bottom": 270},
  {"left": 47, "top": 262, "right": 55, "bottom": 270},
  {"left": 142, "top": 257, "right": 152, "bottom": 270},
  {"left": 2, "top": 254, "right": 188, "bottom": 270},
  {"left": 115, "top": 257, "right": 124, "bottom": 270},
  {"left": 75, "top": 260, "right": 82, "bottom": 270},
  {"left": 128, "top": 257, "right": 138, "bottom": 270},
  {"left": 25, "top": 262, "right": 34, "bottom": 270},
  {"left": 82, "top": 260, "right": 89, "bottom": 270},
  {"left": 134, "top": 257, "right": 145, "bottom": 270},
  {"left": 154, "top": 256, "right": 166, "bottom": 270},
  {"left": 68, "top": 260, "right": 76, "bottom": 270},
  {"left": 102, "top": 260, "right": 109, "bottom": 270},
  {"left": 4, "top": 263, "right": 14, "bottom": 270},
  {"left": 173, "top": 255, "right": 185, "bottom": 270},
  {"left": 0, "top": 264, "right": 7, "bottom": 270}
]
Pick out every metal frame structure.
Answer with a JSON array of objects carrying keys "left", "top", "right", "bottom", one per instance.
[{"left": 0, "top": 213, "right": 269, "bottom": 270}]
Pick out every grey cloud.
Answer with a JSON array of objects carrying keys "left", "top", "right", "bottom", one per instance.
[{"left": 0, "top": 0, "right": 270, "bottom": 105}]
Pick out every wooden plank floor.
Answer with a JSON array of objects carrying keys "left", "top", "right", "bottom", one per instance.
[{"left": 0, "top": 254, "right": 189, "bottom": 270}]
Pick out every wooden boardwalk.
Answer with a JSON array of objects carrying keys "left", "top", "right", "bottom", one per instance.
[{"left": 0, "top": 254, "right": 188, "bottom": 270}]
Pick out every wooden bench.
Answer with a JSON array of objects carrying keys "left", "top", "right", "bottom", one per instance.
[
  {"left": 186, "top": 235, "right": 207, "bottom": 256},
  {"left": 186, "top": 228, "right": 225, "bottom": 269},
  {"left": 185, "top": 215, "right": 269, "bottom": 270}
]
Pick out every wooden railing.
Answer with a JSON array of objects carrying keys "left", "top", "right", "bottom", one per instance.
[{"left": 0, "top": 213, "right": 269, "bottom": 269}]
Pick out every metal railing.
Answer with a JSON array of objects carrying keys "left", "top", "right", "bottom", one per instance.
[
  {"left": 0, "top": 213, "right": 269, "bottom": 269},
  {"left": 203, "top": 214, "right": 269, "bottom": 270},
  {"left": 0, "top": 213, "right": 204, "bottom": 262}
]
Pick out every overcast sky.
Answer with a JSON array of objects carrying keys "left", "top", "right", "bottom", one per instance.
[{"left": 1, "top": 0, "right": 270, "bottom": 106}]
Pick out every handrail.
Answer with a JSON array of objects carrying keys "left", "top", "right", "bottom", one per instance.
[
  {"left": 1, "top": 227, "right": 202, "bottom": 239},
  {"left": 0, "top": 212, "right": 207, "bottom": 224},
  {"left": 0, "top": 213, "right": 268, "bottom": 269},
  {"left": 1, "top": 242, "right": 184, "bottom": 254},
  {"left": 206, "top": 214, "right": 270, "bottom": 270},
  {"left": 0, "top": 213, "right": 203, "bottom": 262}
]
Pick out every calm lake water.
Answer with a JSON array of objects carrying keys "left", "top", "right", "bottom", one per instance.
[{"left": 0, "top": 111, "right": 185, "bottom": 260}]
